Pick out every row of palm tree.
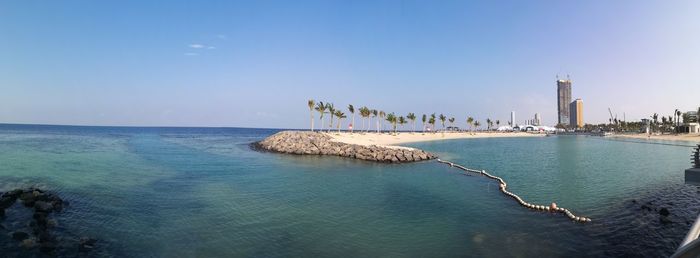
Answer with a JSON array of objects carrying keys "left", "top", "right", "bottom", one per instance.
[{"left": 308, "top": 99, "right": 501, "bottom": 133}]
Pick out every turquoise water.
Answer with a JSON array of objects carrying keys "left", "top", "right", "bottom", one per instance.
[{"left": 1, "top": 125, "right": 699, "bottom": 257}]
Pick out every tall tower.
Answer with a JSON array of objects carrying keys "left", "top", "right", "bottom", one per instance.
[
  {"left": 511, "top": 111, "right": 515, "bottom": 126},
  {"left": 557, "top": 76, "right": 572, "bottom": 125},
  {"left": 570, "top": 99, "right": 584, "bottom": 128}
]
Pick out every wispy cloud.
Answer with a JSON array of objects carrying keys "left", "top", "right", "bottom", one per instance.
[
  {"left": 207, "top": 46, "right": 216, "bottom": 49},
  {"left": 216, "top": 34, "right": 227, "bottom": 39},
  {"left": 184, "top": 52, "right": 199, "bottom": 56},
  {"left": 189, "top": 44, "right": 205, "bottom": 49}
]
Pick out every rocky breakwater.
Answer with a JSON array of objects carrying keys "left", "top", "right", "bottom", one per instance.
[{"left": 255, "top": 131, "right": 436, "bottom": 163}]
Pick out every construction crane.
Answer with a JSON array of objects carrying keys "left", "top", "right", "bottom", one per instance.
[{"left": 608, "top": 107, "right": 617, "bottom": 132}]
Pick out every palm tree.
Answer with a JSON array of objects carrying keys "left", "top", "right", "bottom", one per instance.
[
  {"left": 448, "top": 117, "right": 455, "bottom": 131},
  {"left": 486, "top": 118, "right": 492, "bottom": 131},
  {"left": 439, "top": 114, "right": 446, "bottom": 132},
  {"left": 421, "top": 114, "right": 427, "bottom": 133},
  {"left": 315, "top": 102, "right": 327, "bottom": 131},
  {"left": 474, "top": 120, "right": 481, "bottom": 131},
  {"left": 372, "top": 109, "right": 379, "bottom": 133},
  {"left": 496, "top": 120, "right": 500, "bottom": 128},
  {"left": 676, "top": 109, "right": 682, "bottom": 130},
  {"left": 386, "top": 113, "right": 397, "bottom": 134},
  {"left": 407, "top": 113, "right": 416, "bottom": 133},
  {"left": 348, "top": 104, "right": 355, "bottom": 133},
  {"left": 467, "top": 117, "right": 474, "bottom": 132},
  {"left": 359, "top": 107, "right": 370, "bottom": 132},
  {"left": 430, "top": 113, "right": 437, "bottom": 132},
  {"left": 398, "top": 116, "right": 407, "bottom": 132},
  {"left": 308, "top": 99, "right": 315, "bottom": 132},
  {"left": 379, "top": 111, "right": 386, "bottom": 133},
  {"left": 335, "top": 110, "right": 346, "bottom": 133},
  {"left": 326, "top": 103, "right": 335, "bottom": 132}
]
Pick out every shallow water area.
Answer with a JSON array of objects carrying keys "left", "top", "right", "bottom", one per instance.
[{"left": 0, "top": 125, "right": 698, "bottom": 257}]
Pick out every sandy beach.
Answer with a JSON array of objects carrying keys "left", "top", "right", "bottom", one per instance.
[
  {"left": 324, "top": 131, "right": 545, "bottom": 147},
  {"left": 612, "top": 133, "right": 700, "bottom": 143}
]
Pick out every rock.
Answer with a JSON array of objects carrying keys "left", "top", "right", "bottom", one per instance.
[
  {"left": 39, "top": 241, "right": 56, "bottom": 253},
  {"left": 20, "top": 238, "right": 36, "bottom": 249},
  {"left": 255, "top": 131, "right": 436, "bottom": 163},
  {"left": 0, "top": 196, "right": 16, "bottom": 209},
  {"left": 660, "top": 216, "right": 673, "bottom": 224},
  {"left": 659, "top": 208, "right": 670, "bottom": 217},
  {"left": 34, "top": 201, "right": 53, "bottom": 212},
  {"left": 641, "top": 204, "right": 652, "bottom": 211},
  {"left": 12, "top": 231, "right": 29, "bottom": 241}
]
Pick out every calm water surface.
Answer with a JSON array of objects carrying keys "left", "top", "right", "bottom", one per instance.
[{"left": 0, "top": 124, "right": 698, "bottom": 257}]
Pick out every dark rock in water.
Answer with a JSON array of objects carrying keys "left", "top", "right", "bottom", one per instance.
[
  {"left": 641, "top": 204, "right": 652, "bottom": 211},
  {"left": 12, "top": 231, "right": 29, "bottom": 241},
  {"left": 20, "top": 238, "right": 36, "bottom": 249},
  {"left": 631, "top": 199, "right": 637, "bottom": 204},
  {"left": 660, "top": 216, "right": 673, "bottom": 224},
  {"left": 0, "top": 208, "right": 4, "bottom": 217},
  {"left": 659, "top": 207, "right": 670, "bottom": 217},
  {"left": 0, "top": 196, "right": 16, "bottom": 209},
  {"left": 79, "top": 237, "right": 97, "bottom": 251},
  {"left": 39, "top": 241, "right": 56, "bottom": 253},
  {"left": 34, "top": 201, "right": 53, "bottom": 212},
  {"left": 1, "top": 187, "right": 89, "bottom": 254}
]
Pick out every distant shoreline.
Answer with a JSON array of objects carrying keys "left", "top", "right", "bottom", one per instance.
[
  {"left": 325, "top": 131, "right": 545, "bottom": 147},
  {"left": 612, "top": 133, "right": 700, "bottom": 144}
]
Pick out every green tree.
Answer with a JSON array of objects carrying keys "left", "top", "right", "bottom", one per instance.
[
  {"left": 398, "top": 116, "right": 406, "bottom": 132},
  {"left": 335, "top": 110, "right": 346, "bottom": 133},
  {"left": 439, "top": 114, "right": 446, "bottom": 131},
  {"left": 326, "top": 103, "right": 335, "bottom": 132},
  {"left": 372, "top": 109, "right": 379, "bottom": 133},
  {"left": 348, "top": 104, "right": 355, "bottom": 133},
  {"left": 407, "top": 113, "right": 417, "bottom": 133},
  {"left": 486, "top": 118, "right": 492, "bottom": 131},
  {"left": 429, "top": 114, "right": 436, "bottom": 132},
  {"left": 474, "top": 120, "right": 481, "bottom": 131},
  {"left": 386, "top": 113, "right": 397, "bottom": 134},
  {"left": 379, "top": 111, "right": 386, "bottom": 133},
  {"left": 315, "top": 102, "right": 327, "bottom": 131},
  {"left": 467, "top": 117, "right": 474, "bottom": 132},
  {"left": 421, "top": 114, "right": 427, "bottom": 133},
  {"left": 308, "top": 99, "right": 315, "bottom": 131},
  {"left": 359, "top": 107, "right": 370, "bottom": 132},
  {"left": 448, "top": 117, "right": 455, "bottom": 131}
]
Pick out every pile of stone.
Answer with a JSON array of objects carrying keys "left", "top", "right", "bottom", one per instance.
[
  {"left": 1, "top": 188, "right": 96, "bottom": 255},
  {"left": 254, "top": 131, "right": 435, "bottom": 163}
]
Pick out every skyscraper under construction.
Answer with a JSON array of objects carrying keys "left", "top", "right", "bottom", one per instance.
[{"left": 557, "top": 76, "right": 572, "bottom": 125}]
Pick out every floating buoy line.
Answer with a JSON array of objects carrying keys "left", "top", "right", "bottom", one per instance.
[{"left": 436, "top": 159, "right": 591, "bottom": 223}]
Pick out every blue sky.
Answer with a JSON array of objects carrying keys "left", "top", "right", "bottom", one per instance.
[{"left": 1, "top": 1, "right": 699, "bottom": 128}]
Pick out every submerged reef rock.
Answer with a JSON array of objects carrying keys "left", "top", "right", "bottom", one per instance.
[
  {"left": 254, "top": 131, "right": 436, "bottom": 163},
  {"left": 1, "top": 187, "right": 96, "bottom": 256}
]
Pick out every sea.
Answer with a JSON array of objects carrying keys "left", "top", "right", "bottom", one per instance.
[{"left": 1, "top": 124, "right": 699, "bottom": 257}]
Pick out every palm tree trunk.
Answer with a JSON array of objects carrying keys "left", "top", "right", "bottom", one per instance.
[
  {"left": 351, "top": 115, "right": 355, "bottom": 133},
  {"left": 320, "top": 117, "right": 324, "bottom": 132},
  {"left": 310, "top": 112, "right": 314, "bottom": 132}
]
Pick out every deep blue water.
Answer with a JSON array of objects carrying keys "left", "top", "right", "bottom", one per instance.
[{"left": 1, "top": 124, "right": 698, "bottom": 257}]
